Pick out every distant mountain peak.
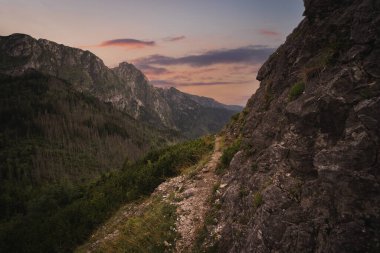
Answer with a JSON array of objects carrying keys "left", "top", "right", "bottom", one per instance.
[{"left": 0, "top": 33, "right": 242, "bottom": 138}]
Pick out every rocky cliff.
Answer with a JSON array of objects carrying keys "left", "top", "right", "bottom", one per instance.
[
  {"left": 0, "top": 71, "right": 177, "bottom": 184},
  {"left": 0, "top": 34, "right": 241, "bottom": 138},
  {"left": 199, "top": 0, "right": 380, "bottom": 252}
]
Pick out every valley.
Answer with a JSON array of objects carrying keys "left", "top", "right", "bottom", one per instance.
[
  {"left": 0, "top": 0, "right": 379, "bottom": 252},
  {"left": 76, "top": 137, "right": 223, "bottom": 252},
  {"left": 0, "top": 33, "right": 240, "bottom": 253}
]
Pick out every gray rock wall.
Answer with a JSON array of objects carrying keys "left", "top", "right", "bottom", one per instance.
[
  {"left": 0, "top": 34, "right": 241, "bottom": 138},
  {"left": 205, "top": 1, "right": 380, "bottom": 252}
]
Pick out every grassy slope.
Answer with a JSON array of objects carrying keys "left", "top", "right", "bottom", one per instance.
[
  {"left": 0, "top": 72, "right": 178, "bottom": 184},
  {"left": 76, "top": 140, "right": 215, "bottom": 253},
  {"left": 0, "top": 134, "right": 213, "bottom": 253},
  {"left": 0, "top": 71, "right": 185, "bottom": 252}
]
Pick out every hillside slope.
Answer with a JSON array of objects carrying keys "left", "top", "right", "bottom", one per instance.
[
  {"left": 0, "top": 136, "right": 213, "bottom": 253},
  {"left": 0, "top": 35, "right": 241, "bottom": 137},
  {"left": 196, "top": 0, "right": 380, "bottom": 252},
  {"left": 0, "top": 71, "right": 175, "bottom": 184},
  {"left": 0, "top": 70, "right": 180, "bottom": 241},
  {"left": 76, "top": 137, "right": 221, "bottom": 253}
]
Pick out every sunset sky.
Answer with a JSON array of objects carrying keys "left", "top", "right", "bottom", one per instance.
[{"left": 0, "top": 0, "right": 304, "bottom": 105}]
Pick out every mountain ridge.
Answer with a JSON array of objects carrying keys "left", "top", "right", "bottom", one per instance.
[
  {"left": 0, "top": 70, "right": 179, "bottom": 184},
  {"left": 1, "top": 0, "right": 379, "bottom": 252},
  {"left": 0, "top": 33, "right": 242, "bottom": 137}
]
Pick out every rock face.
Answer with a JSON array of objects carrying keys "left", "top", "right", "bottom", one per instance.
[
  {"left": 0, "top": 34, "right": 241, "bottom": 137},
  {"left": 202, "top": 0, "right": 380, "bottom": 252},
  {"left": 112, "top": 62, "right": 175, "bottom": 128},
  {"left": 159, "top": 87, "right": 242, "bottom": 138},
  {"left": 0, "top": 71, "right": 175, "bottom": 183}
]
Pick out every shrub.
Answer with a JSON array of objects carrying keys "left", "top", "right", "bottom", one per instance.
[
  {"left": 0, "top": 137, "right": 213, "bottom": 253},
  {"left": 216, "top": 139, "right": 241, "bottom": 174},
  {"left": 288, "top": 81, "right": 305, "bottom": 101},
  {"left": 114, "top": 199, "right": 177, "bottom": 253},
  {"left": 231, "top": 113, "right": 240, "bottom": 121}
]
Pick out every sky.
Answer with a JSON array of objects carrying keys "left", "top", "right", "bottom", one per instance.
[{"left": 0, "top": 0, "right": 304, "bottom": 105}]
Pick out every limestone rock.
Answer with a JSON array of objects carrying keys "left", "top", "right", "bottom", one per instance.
[{"left": 204, "top": 1, "right": 380, "bottom": 252}]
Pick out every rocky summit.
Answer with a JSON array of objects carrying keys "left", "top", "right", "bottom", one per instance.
[
  {"left": 197, "top": 0, "right": 380, "bottom": 252},
  {"left": 0, "top": 34, "right": 241, "bottom": 138}
]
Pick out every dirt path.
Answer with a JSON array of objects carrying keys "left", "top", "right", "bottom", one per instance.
[
  {"left": 174, "top": 136, "right": 221, "bottom": 252},
  {"left": 77, "top": 137, "right": 222, "bottom": 253},
  {"left": 155, "top": 136, "right": 222, "bottom": 252}
]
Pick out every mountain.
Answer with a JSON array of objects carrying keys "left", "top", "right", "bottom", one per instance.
[
  {"left": 195, "top": 0, "right": 380, "bottom": 252},
  {"left": 4, "top": 1, "right": 378, "bottom": 252},
  {"left": 74, "top": 1, "right": 379, "bottom": 251},
  {"left": 158, "top": 87, "right": 242, "bottom": 138},
  {"left": 0, "top": 70, "right": 178, "bottom": 184},
  {"left": 0, "top": 32, "right": 241, "bottom": 252},
  {"left": 0, "top": 68, "right": 188, "bottom": 253},
  {"left": 0, "top": 34, "right": 242, "bottom": 137}
]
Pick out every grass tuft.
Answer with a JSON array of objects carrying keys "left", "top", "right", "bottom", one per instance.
[
  {"left": 216, "top": 139, "right": 241, "bottom": 174},
  {"left": 288, "top": 81, "right": 305, "bottom": 101},
  {"left": 115, "top": 198, "right": 178, "bottom": 253},
  {"left": 252, "top": 192, "right": 263, "bottom": 208}
]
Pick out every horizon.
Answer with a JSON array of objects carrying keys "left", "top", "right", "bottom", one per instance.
[{"left": 0, "top": 0, "right": 304, "bottom": 105}]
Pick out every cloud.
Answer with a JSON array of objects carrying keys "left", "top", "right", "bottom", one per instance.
[
  {"left": 258, "top": 29, "right": 280, "bottom": 36},
  {"left": 164, "top": 36, "right": 186, "bottom": 42},
  {"left": 134, "top": 45, "right": 275, "bottom": 67},
  {"left": 99, "top": 38, "right": 155, "bottom": 48},
  {"left": 151, "top": 79, "right": 249, "bottom": 88},
  {"left": 230, "top": 64, "right": 261, "bottom": 74},
  {"left": 136, "top": 64, "right": 170, "bottom": 75},
  {"left": 150, "top": 80, "right": 177, "bottom": 87}
]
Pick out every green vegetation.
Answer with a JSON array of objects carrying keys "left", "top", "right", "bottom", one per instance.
[
  {"left": 0, "top": 71, "right": 181, "bottom": 222},
  {"left": 303, "top": 38, "right": 347, "bottom": 74},
  {"left": 315, "top": 47, "right": 335, "bottom": 67},
  {"left": 0, "top": 72, "right": 212, "bottom": 252},
  {"left": 225, "top": 108, "right": 248, "bottom": 134},
  {"left": 231, "top": 112, "right": 240, "bottom": 121},
  {"left": 239, "top": 186, "right": 250, "bottom": 198},
  {"left": 288, "top": 180, "right": 303, "bottom": 203},
  {"left": 182, "top": 154, "right": 210, "bottom": 179},
  {"left": 288, "top": 81, "right": 305, "bottom": 101},
  {"left": 216, "top": 139, "right": 242, "bottom": 174},
  {"left": 0, "top": 72, "right": 178, "bottom": 184},
  {"left": 252, "top": 192, "right": 263, "bottom": 208},
  {"left": 165, "top": 96, "right": 239, "bottom": 139},
  {"left": 315, "top": 38, "right": 347, "bottom": 68},
  {"left": 89, "top": 198, "right": 178, "bottom": 253}
]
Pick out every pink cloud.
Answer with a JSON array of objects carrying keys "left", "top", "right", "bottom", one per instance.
[
  {"left": 151, "top": 79, "right": 250, "bottom": 88},
  {"left": 99, "top": 38, "right": 155, "bottom": 48},
  {"left": 164, "top": 36, "right": 186, "bottom": 42},
  {"left": 258, "top": 29, "right": 280, "bottom": 36}
]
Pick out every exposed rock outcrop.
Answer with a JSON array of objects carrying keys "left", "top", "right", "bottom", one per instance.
[
  {"left": 200, "top": 0, "right": 380, "bottom": 252},
  {"left": 0, "top": 35, "right": 241, "bottom": 138}
]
